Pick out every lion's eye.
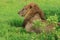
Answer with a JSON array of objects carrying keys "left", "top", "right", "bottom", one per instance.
[
  {"left": 30, "top": 6, "right": 32, "bottom": 9},
  {"left": 22, "top": 8, "right": 24, "bottom": 11}
]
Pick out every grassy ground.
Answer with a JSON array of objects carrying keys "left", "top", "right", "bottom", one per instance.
[{"left": 0, "top": 0, "right": 60, "bottom": 40}]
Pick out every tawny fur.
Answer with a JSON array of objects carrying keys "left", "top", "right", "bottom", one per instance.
[
  {"left": 18, "top": 3, "right": 45, "bottom": 27},
  {"left": 18, "top": 3, "right": 60, "bottom": 33}
]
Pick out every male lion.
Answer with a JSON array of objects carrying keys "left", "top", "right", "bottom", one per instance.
[
  {"left": 18, "top": 3, "right": 60, "bottom": 33},
  {"left": 18, "top": 3, "right": 45, "bottom": 27},
  {"left": 18, "top": 3, "right": 46, "bottom": 33}
]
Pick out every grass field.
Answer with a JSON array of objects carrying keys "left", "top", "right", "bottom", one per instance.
[{"left": 0, "top": 0, "right": 60, "bottom": 40}]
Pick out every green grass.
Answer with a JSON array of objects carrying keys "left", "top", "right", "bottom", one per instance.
[{"left": 0, "top": 0, "right": 60, "bottom": 40}]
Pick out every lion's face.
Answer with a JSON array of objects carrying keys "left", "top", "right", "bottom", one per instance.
[
  {"left": 18, "top": 7, "right": 29, "bottom": 16},
  {"left": 18, "top": 3, "right": 38, "bottom": 17}
]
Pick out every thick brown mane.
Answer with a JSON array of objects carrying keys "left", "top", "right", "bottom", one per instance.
[
  {"left": 18, "top": 3, "right": 45, "bottom": 20},
  {"left": 18, "top": 3, "right": 45, "bottom": 27}
]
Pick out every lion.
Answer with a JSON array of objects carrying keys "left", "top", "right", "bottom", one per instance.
[
  {"left": 18, "top": 3, "right": 45, "bottom": 27},
  {"left": 18, "top": 3, "right": 60, "bottom": 33}
]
